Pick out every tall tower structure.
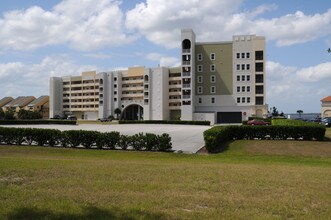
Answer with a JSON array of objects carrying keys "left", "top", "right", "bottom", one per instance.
[{"left": 180, "top": 29, "right": 196, "bottom": 120}]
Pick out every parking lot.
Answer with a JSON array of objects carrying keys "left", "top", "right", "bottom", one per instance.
[{"left": 1, "top": 124, "right": 211, "bottom": 153}]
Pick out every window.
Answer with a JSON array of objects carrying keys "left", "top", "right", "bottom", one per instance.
[
  {"left": 114, "top": 84, "right": 117, "bottom": 88},
  {"left": 242, "top": 75, "right": 245, "bottom": 81},
  {"left": 241, "top": 53, "right": 245, "bottom": 59},
  {"left": 210, "top": 75, "right": 216, "bottom": 83},
  {"left": 197, "top": 65, "right": 203, "bottom": 72},
  {"left": 246, "top": 64, "right": 250, "bottom": 70},
  {"left": 114, "top": 91, "right": 117, "bottom": 95},
  {"left": 114, "top": 77, "right": 117, "bottom": 81},
  {"left": 198, "top": 97, "right": 202, "bottom": 104},
  {"left": 210, "top": 64, "right": 216, "bottom": 72},
  {"left": 256, "top": 97, "right": 264, "bottom": 105},
  {"left": 236, "top": 64, "right": 240, "bottom": 70},
  {"left": 242, "top": 86, "right": 245, "bottom": 92},
  {"left": 210, "top": 53, "right": 215, "bottom": 60},
  {"left": 237, "top": 97, "right": 240, "bottom": 103},
  {"left": 114, "top": 98, "right": 117, "bottom": 101},
  {"left": 237, "top": 86, "right": 240, "bottom": 92},
  {"left": 198, "top": 75, "right": 203, "bottom": 83},
  {"left": 236, "top": 53, "right": 240, "bottom": 59},
  {"left": 197, "top": 86, "right": 203, "bottom": 94},
  {"left": 241, "top": 64, "right": 245, "bottom": 70},
  {"left": 242, "top": 97, "right": 246, "bottom": 103},
  {"left": 247, "top": 75, "right": 251, "bottom": 81},
  {"left": 255, "top": 51, "right": 263, "bottom": 60},
  {"left": 255, "top": 63, "right": 263, "bottom": 72},
  {"left": 237, "top": 75, "right": 240, "bottom": 81},
  {"left": 247, "top": 86, "right": 250, "bottom": 92},
  {"left": 210, "top": 86, "right": 216, "bottom": 94},
  {"left": 247, "top": 97, "right": 251, "bottom": 103},
  {"left": 246, "top": 53, "right": 250, "bottom": 59},
  {"left": 211, "top": 97, "right": 215, "bottom": 104},
  {"left": 197, "top": 53, "right": 203, "bottom": 61}
]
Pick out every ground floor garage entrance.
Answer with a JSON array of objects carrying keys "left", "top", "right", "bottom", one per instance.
[{"left": 217, "top": 112, "right": 242, "bottom": 124}]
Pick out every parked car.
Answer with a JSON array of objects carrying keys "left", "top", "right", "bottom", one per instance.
[
  {"left": 99, "top": 118, "right": 112, "bottom": 122},
  {"left": 247, "top": 119, "right": 271, "bottom": 126},
  {"left": 66, "top": 115, "right": 77, "bottom": 120},
  {"left": 321, "top": 118, "right": 331, "bottom": 127}
]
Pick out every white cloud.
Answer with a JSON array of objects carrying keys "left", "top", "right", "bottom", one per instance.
[
  {"left": 126, "top": 1, "right": 331, "bottom": 48},
  {"left": 146, "top": 53, "right": 180, "bottom": 67},
  {"left": 84, "top": 53, "right": 112, "bottom": 59},
  {"left": 266, "top": 61, "right": 330, "bottom": 113},
  {"left": 0, "top": 0, "right": 134, "bottom": 51},
  {"left": 296, "top": 62, "right": 331, "bottom": 82},
  {"left": 0, "top": 56, "right": 97, "bottom": 97}
]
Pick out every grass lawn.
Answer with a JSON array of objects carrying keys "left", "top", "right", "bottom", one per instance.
[{"left": 0, "top": 134, "right": 330, "bottom": 219}]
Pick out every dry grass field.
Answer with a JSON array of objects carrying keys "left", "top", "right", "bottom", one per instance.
[{"left": 0, "top": 128, "right": 330, "bottom": 219}]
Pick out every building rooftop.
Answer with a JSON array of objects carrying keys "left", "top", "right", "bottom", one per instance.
[
  {"left": 0, "top": 97, "right": 14, "bottom": 107},
  {"left": 5, "top": 96, "right": 35, "bottom": 108},
  {"left": 321, "top": 96, "right": 331, "bottom": 102},
  {"left": 27, "top": 95, "right": 49, "bottom": 107}
]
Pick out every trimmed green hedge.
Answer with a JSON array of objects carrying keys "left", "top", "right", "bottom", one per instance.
[
  {"left": 0, "top": 127, "right": 172, "bottom": 152},
  {"left": 0, "top": 120, "right": 77, "bottom": 125},
  {"left": 204, "top": 125, "right": 326, "bottom": 153},
  {"left": 119, "top": 120, "right": 210, "bottom": 126}
]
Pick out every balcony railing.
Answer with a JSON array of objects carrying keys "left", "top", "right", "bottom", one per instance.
[
  {"left": 182, "top": 49, "right": 190, "bottom": 53},
  {"left": 182, "top": 61, "right": 190, "bottom": 65},
  {"left": 182, "top": 84, "right": 190, "bottom": 88},
  {"left": 182, "top": 72, "right": 191, "bottom": 77}
]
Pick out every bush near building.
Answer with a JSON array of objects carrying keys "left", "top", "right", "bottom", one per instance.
[
  {"left": 0, "top": 127, "right": 172, "bottom": 152},
  {"left": 204, "top": 123, "right": 326, "bottom": 153}
]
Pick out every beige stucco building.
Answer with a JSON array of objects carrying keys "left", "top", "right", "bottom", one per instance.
[{"left": 321, "top": 96, "right": 331, "bottom": 118}]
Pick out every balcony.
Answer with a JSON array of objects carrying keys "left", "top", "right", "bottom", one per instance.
[
  {"left": 169, "top": 105, "right": 181, "bottom": 110},
  {"left": 182, "top": 61, "right": 190, "bottom": 65},
  {"left": 169, "top": 91, "right": 181, "bottom": 96},
  {"left": 182, "top": 95, "right": 191, "bottom": 99},
  {"left": 169, "top": 76, "right": 181, "bottom": 82},
  {"left": 182, "top": 72, "right": 191, "bottom": 77},
  {"left": 122, "top": 86, "right": 144, "bottom": 91},
  {"left": 122, "top": 93, "right": 144, "bottom": 98},
  {"left": 182, "top": 84, "right": 190, "bottom": 88},
  {"left": 169, "top": 84, "right": 181, "bottom": 89}
]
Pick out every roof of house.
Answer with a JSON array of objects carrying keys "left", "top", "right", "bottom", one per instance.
[
  {"left": 27, "top": 95, "right": 49, "bottom": 107},
  {"left": 0, "top": 97, "right": 14, "bottom": 107},
  {"left": 5, "top": 96, "right": 35, "bottom": 107},
  {"left": 321, "top": 96, "right": 331, "bottom": 102}
]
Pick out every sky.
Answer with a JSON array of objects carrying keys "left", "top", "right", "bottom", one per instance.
[{"left": 0, "top": 0, "right": 330, "bottom": 114}]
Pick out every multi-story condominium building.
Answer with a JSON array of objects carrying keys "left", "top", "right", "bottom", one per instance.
[
  {"left": 50, "top": 29, "right": 267, "bottom": 124},
  {"left": 321, "top": 96, "right": 331, "bottom": 118}
]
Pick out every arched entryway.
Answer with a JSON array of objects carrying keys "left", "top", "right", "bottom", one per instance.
[{"left": 121, "top": 104, "right": 143, "bottom": 120}]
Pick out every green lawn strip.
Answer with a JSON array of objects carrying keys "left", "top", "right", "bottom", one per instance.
[{"left": 0, "top": 145, "right": 330, "bottom": 219}]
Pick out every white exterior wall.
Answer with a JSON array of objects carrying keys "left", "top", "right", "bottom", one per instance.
[
  {"left": 49, "top": 77, "right": 63, "bottom": 118},
  {"left": 149, "top": 67, "right": 169, "bottom": 120},
  {"left": 193, "top": 113, "right": 216, "bottom": 125}
]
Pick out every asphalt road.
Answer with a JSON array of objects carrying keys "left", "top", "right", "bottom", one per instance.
[{"left": 1, "top": 124, "right": 211, "bottom": 153}]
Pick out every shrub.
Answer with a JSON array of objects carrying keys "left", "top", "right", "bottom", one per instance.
[
  {"left": 157, "top": 133, "right": 172, "bottom": 151},
  {"left": 118, "top": 135, "right": 130, "bottom": 150},
  {"left": 204, "top": 124, "right": 326, "bottom": 153},
  {"left": 0, "top": 120, "right": 76, "bottom": 125},
  {"left": 62, "top": 130, "right": 81, "bottom": 148},
  {"left": 96, "top": 131, "right": 120, "bottom": 149},
  {"left": 145, "top": 133, "right": 159, "bottom": 151}
]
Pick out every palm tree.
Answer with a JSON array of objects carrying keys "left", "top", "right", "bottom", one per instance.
[
  {"left": 114, "top": 108, "right": 121, "bottom": 120},
  {"left": 297, "top": 110, "right": 303, "bottom": 118}
]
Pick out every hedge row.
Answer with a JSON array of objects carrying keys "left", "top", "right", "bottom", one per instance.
[
  {"left": 204, "top": 125, "right": 326, "bottom": 153},
  {"left": 119, "top": 120, "right": 210, "bottom": 126},
  {"left": 271, "top": 119, "right": 319, "bottom": 126},
  {"left": 0, "top": 127, "right": 172, "bottom": 151},
  {"left": 0, "top": 120, "right": 76, "bottom": 125}
]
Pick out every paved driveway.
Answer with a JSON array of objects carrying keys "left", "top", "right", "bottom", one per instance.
[{"left": 1, "top": 124, "right": 211, "bottom": 153}]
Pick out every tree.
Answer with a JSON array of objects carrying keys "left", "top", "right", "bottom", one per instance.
[
  {"left": 114, "top": 108, "right": 121, "bottom": 120},
  {"left": 271, "top": 106, "right": 279, "bottom": 117},
  {"left": 0, "top": 108, "right": 4, "bottom": 120},
  {"left": 4, "top": 109, "right": 15, "bottom": 120},
  {"left": 297, "top": 110, "right": 303, "bottom": 118}
]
